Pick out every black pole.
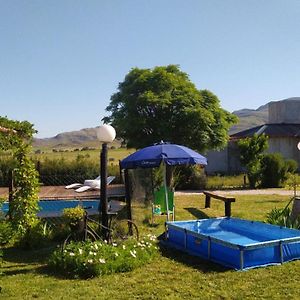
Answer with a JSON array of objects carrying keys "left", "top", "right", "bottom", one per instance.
[
  {"left": 124, "top": 169, "right": 132, "bottom": 221},
  {"left": 100, "top": 143, "right": 109, "bottom": 240}
]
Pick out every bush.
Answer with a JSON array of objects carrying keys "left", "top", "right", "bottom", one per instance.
[
  {"left": 0, "top": 248, "right": 3, "bottom": 275},
  {"left": 0, "top": 198, "right": 15, "bottom": 245},
  {"left": 37, "top": 156, "right": 99, "bottom": 186},
  {"left": 266, "top": 207, "right": 300, "bottom": 229},
  {"left": 0, "top": 220, "right": 15, "bottom": 246},
  {"left": 48, "top": 235, "right": 158, "bottom": 278},
  {"left": 0, "top": 156, "right": 15, "bottom": 186},
  {"left": 63, "top": 206, "right": 85, "bottom": 228},
  {"left": 175, "top": 165, "right": 207, "bottom": 190},
  {"left": 260, "top": 153, "right": 298, "bottom": 188},
  {"left": 16, "top": 221, "right": 54, "bottom": 249},
  {"left": 36, "top": 155, "right": 122, "bottom": 186}
]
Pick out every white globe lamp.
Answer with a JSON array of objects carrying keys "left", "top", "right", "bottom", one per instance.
[{"left": 97, "top": 124, "right": 116, "bottom": 143}]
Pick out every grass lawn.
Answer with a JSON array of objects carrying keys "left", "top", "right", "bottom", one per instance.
[{"left": 2, "top": 193, "right": 300, "bottom": 299}]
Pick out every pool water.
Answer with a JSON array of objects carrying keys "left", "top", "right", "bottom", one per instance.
[{"left": 1, "top": 199, "right": 100, "bottom": 217}]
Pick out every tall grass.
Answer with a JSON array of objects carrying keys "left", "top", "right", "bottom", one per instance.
[{"left": 206, "top": 174, "right": 246, "bottom": 189}]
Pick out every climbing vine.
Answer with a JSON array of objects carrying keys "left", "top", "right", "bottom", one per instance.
[{"left": 0, "top": 116, "right": 39, "bottom": 237}]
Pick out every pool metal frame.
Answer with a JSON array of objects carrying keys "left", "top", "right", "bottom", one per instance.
[{"left": 165, "top": 217, "right": 300, "bottom": 270}]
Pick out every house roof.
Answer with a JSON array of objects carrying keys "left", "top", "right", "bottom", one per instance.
[{"left": 230, "top": 123, "right": 300, "bottom": 140}]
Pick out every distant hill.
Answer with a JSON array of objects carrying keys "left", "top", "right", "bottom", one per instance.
[
  {"left": 229, "top": 103, "right": 269, "bottom": 134},
  {"left": 33, "top": 127, "right": 121, "bottom": 150},
  {"left": 33, "top": 103, "right": 269, "bottom": 149}
]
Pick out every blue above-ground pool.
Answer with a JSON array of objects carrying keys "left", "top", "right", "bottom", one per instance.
[
  {"left": 165, "top": 217, "right": 300, "bottom": 270},
  {"left": 1, "top": 199, "right": 100, "bottom": 218}
]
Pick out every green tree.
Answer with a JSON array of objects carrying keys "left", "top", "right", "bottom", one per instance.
[
  {"left": 238, "top": 134, "right": 268, "bottom": 188},
  {"left": 104, "top": 65, "right": 237, "bottom": 152},
  {"left": 0, "top": 117, "right": 39, "bottom": 241}
]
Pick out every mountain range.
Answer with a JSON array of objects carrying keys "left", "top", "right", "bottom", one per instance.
[{"left": 33, "top": 103, "right": 269, "bottom": 149}]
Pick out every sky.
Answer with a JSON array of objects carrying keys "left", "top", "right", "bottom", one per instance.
[{"left": 1, "top": 0, "right": 300, "bottom": 138}]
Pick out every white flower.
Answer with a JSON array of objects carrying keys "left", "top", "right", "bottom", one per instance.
[
  {"left": 93, "top": 252, "right": 97, "bottom": 256},
  {"left": 78, "top": 249, "right": 83, "bottom": 255},
  {"left": 87, "top": 259, "right": 93, "bottom": 264},
  {"left": 104, "top": 240, "right": 108, "bottom": 244},
  {"left": 94, "top": 244, "right": 99, "bottom": 250},
  {"left": 114, "top": 252, "right": 119, "bottom": 257},
  {"left": 99, "top": 258, "right": 106, "bottom": 264},
  {"left": 122, "top": 245, "right": 126, "bottom": 250},
  {"left": 130, "top": 250, "right": 136, "bottom": 258},
  {"left": 69, "top": 252, "right": 75, "bottom": 256},
  {"left": 112, "top": 243, "right": 117, "bottom": 247},
  {"left": 89, "top": 251, "right": 94, "bottom": 255}
]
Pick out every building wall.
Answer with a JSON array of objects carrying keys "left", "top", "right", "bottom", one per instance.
[
  {"left": 205, "top": 142, "right": 245, "bottom": 175},
  {"left": 205, "top": 148, "right": 229, "bottom": 174},
  {"left": 268, "top": 137, "right": 300, "bottom": 166},
  {"left": 269, "top": 99, "right": 300, "bottom": 123}
]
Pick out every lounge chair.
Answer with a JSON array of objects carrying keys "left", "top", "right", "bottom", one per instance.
[
  {"left": 65, "top": 176, "right": 101, "bottom": 189},
  {"left": 152, "top": 186, "right": 175, "bottom": 223},
  {"left": 65, "top": 176, "right": 115, "bottom": 193}
]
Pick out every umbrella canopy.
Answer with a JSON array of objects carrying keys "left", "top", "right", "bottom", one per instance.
[{"left": 120, "top": 142, "right": 207, "bottom": 169}]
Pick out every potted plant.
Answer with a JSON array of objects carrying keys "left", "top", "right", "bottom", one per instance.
[{"left": 63, "top": 206, "right": 85, "bottom": 232}]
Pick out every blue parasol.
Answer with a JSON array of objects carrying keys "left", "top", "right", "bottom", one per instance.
[{"left": 120, "top": 142, "right": 207, "bottom": 221}]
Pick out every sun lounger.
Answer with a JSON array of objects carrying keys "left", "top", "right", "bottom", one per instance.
[
  {"left": 74, "top": 176, "right": 116, "bottom": 193},
  {"left": 65, "top": 176, "right": 101, "bottom": 189}
]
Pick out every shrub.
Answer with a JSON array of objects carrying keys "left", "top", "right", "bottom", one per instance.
[
  {"left": 266, "top": 207, "right": 300, "bottom": 229},
  {"left": 238, "top": 134, "right": 268, "bottom": 188},
  {"left": 16, "top": 221, "right": 54, "bottom": 249},
  {"left": 36, "top": 155, "right": 122, "bottom": 186},
  {"left": 37, "top": 156, "right": 99, "bottom": 186},
  {"left": 0, "top": 156, "right": 15, "bottom": 186},
  {"left": 48, "top": 235, "right": 158, "bottom": 278},
  {"left": 175, "top": 165, "right": 207, "bottom": 190},
  {"left": 0, "top": 248, "right": 3, "bottom": 275},
  {"left": 63, "top": 206, "right": 85, "bottom": 228},
  {"left": 0, "top": 220, "right": 15, "bottom": 246},
  {"left": 260, "top": 153, "right": 298, "bottom": 188}
]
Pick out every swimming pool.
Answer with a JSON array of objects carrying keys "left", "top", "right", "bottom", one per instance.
[
  {"left": 1, "top": 199, "right": 100, "bottom": 218},
  {"left": 165, "top": 217, "right": 300, "bottom": 270}
]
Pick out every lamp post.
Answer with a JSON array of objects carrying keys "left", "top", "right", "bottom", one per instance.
[{"left": 97, "top": 124, "right": 116, "bottom": 240}]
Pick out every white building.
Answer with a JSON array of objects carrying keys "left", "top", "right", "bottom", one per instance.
[{"left": 205, "top": 98, "right": 300, "bottom": 174}]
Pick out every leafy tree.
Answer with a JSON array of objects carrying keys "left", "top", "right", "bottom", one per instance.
[
  {"left": 0, "top": 116, "right": 39, "bottom": 241},
  {"left": 103, "top": 65, "right": 237, "bottom": 152},
  {"left": 238, "top": 134, "right": 268, "bottom": 188}
]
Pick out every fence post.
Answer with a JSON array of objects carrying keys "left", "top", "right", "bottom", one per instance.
[
  {"left": 225, "top": 201, "right": 231, "bottom": 217},
  {"left": 205, "top": 194, "right": 211, "bottom": 208}
]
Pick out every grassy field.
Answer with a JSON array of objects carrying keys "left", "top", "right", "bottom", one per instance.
[
  {"left": 32, "top": 148, "right": 135, "bottom": 165},
  {"left": 2, "top": 193, "right": 300, "bottom": 299}
]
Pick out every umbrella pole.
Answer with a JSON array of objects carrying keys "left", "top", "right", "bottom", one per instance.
[{"left": 163, "top": 161, "right": 170, "bottom": 221}]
